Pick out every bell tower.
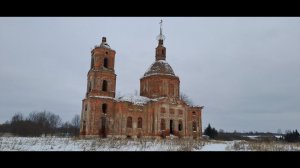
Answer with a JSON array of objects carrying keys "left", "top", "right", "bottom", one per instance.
[
  {"left": 155, "top": 20, "right": 166, "bottom": 61},
  {"left": 87, "top": 37, "right": 116, "bottom": 98},
  {"left": 80, "top": 37, "right": 117, "bottom": 137}
]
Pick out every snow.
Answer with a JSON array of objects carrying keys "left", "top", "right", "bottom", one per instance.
[
  {"left": 99, "top": 42, "right": 111, "bottom": 49},
  {"left": 143, "top": 60, "right": 176, "bottom": 77},
  {"left": 115, "top": 95, "right": 158, "bottom": 105},
  {"left": 157, "top": 34, "right": 165, "bottom": 41},
  {"left": 143, "top": 73, "right": 178, "bottom": 77},
  {"left": 90, "top": 96, "right": 115, "bottom": 100},
  {"left": 94, "top": 41, "right": 115, "bottom": 51},
  {"left": 244, "top": 135, "right": 283, "bottom": 139},
  {"left": 200, "top": 143, "right": 228, "bottom": 151},
  {"left": 0, "top": 137, "right": 299, "bottom": 151},
  {"left": 157, "top": 60, "right": 168, "bottom": 63},
  {"left": 190, "top": 105, "right": 203, "bottom": 108},
  {"left": 90, "top": 94, "right": 164, "bottom": 105},
  {"left": 245, "top": 135, "right": 260, "bottom": 139},
  {"left": 0, "top": 137, "right": 206, "bottom": 151}
]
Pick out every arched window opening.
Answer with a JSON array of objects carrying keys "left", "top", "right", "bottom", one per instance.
[
  {"left": 102, "top": 104, "right": 107, "bottom": 114},
  {"left": 85, "top": 104, "right": 87, "bottom": 111},
  {"left": 138, "top": 117, "right": 142, "bottom": 128},
  {"left": 127, "top": 117, "right": 132, "bottom": 128},
  {"left": 192, "top": 111, "right": 196, "bottom": 116},
  {"left": 192, "top": 121, "right": 197, "bottom": 132},
  {"left": 104, "top": 58, "right": 108, "bottom": 68},
  {"left": 161, "top": 119, "right": 166, "bottom": 130},
  {"left": 102, "top": 80, "right": 108, "bottom": 91},
  {"left": 88, "top": 81, "right": 92, "bottom": 92},
  {"left": 178, "top": 120, "right": 183, "bottom": 131}
]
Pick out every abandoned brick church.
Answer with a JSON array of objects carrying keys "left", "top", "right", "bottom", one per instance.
[{"left": 80, "top": 22, "right": 203, "bottom": 138}]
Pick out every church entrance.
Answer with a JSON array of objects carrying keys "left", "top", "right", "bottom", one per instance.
[
  {"left": 101, "top": 116, "right": 107, "bottom": 138},
  {"left": 170, "top": 120, "right": 174, "bottom": 135}
]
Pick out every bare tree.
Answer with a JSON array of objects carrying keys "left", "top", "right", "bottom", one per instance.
[
  {"left": 28, "top": 111, "right": 49, "bottom": 136},
  {"left": 180, "top": 92, "right": 194, "bottom": 105},
  {"left": 71, "top": 114, "right": 80, "bottom": 136},
  {"left": 11, "top": 113, "right": 23, "bottom": 123},
  {"left": 48, "top": 113, "right": 62, "bottom": 136},
  {"left": 60, "top": 121, "right": 72, "bottom": 136},
  {"left": 27, "top": 111, "right": 61, "bottom": 136},
  {"left": 11, "top": 113, "right": 24, "bottom": 135},
  {"left": 4, "top": 111, "right": 82, "bottom": 137}
]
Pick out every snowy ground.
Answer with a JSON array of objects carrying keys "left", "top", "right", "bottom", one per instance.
[
  {"left": 201, "top": 142, "right": 230, "bottom": 151},
  {"left": 0, "top": 137, "right": 299, "bottom": 151}
]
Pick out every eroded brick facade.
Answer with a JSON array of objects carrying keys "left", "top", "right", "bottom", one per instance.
[{"left": 80, "top": 35, "right": 203, "bottom": 139}]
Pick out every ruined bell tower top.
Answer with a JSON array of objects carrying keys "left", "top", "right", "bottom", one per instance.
[{"left": 155, "top": 20, "right": 166, "bottom": 61}]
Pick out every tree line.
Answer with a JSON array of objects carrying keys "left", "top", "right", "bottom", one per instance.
[
  {"left": 284, "top": 130, "right": 300, "bottom": 142},
  {"left": 0, "top": 111, "right": 80, "bottom": 137},
  {"left": 204, "top": 123, "right": 300, "bottom": 142}
]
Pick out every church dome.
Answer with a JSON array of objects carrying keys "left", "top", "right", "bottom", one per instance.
[{"left": 144, "top": 60, "right": 175, "bottom": 77}]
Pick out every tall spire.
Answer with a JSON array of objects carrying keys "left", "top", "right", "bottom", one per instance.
[
  {"left": 159, "top": 19, "right": 163, "bottom": 37},
  {"left": 155, "top": 19, "right": 166, "bottom": 61},
  {"left": 157, "top": 19, "right": 165, "bottom": 42}
]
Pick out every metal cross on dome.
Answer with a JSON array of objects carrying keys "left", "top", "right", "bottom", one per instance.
[
  {"left": 159, "top": 19, "right": 163, "bottom": 36},
  {"left": 157, "top": 19, "right": 165, "bottom": 40}
]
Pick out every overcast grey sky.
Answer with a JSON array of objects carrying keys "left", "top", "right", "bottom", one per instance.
[{"left": 0, "top": 17, "right": 299, "bottom": 132}]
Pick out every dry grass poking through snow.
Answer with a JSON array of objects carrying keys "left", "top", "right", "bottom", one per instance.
[
  {"left": 0, "top": 136, "right": 208, "bottom": 151},
  {"left": 229, "top": 140, "right": 300, "bottom": 151},
  {"left": 0, "top": 136, "right": 299, "bottom": 151}
]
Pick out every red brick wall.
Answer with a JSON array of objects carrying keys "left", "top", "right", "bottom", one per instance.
[{"left": 140, "top": 75, "right": 180, "bottom": 99}]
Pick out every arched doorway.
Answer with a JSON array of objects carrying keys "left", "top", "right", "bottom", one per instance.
[
  {"left": 178, "top": 120, "right": 183, "bottom": 131},
  {"left": 101, "top": 116, "right": 107, "bottom": 138},
  {"left": 170, "top": 119, "right": 174, "bottom": 135},
  {"left": 161, "top": 119, "right": 166, "bottom": 130}
]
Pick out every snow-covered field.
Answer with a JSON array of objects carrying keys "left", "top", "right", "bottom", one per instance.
[{"left": 0, "top": 137, "right": 299, "bottom": 151}]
